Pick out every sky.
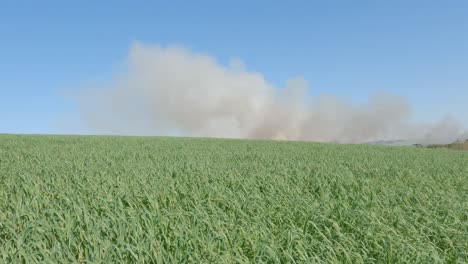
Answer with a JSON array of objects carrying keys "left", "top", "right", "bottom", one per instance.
[{"left": 0, "top": 0, "right": 467, "bottom": 136}]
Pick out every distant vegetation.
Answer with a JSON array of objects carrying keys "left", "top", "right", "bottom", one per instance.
[
  {"left": 1, "top": 135, "right": 467, "bottom": 263},
  {"left": 425, "top": 139, "right": 468, "bottom": 151}
]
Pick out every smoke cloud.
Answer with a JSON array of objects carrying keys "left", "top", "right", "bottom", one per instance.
[{"left": 75, "top": 42, "right": 466, "bottom": 144}]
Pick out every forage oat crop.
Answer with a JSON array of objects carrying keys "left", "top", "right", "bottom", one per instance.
[{"left": 0, "top": 135, "right": 467, "bottom": 263}]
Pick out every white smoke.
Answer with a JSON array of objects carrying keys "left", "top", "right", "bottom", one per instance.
[{"left": 74, "top": 42, "right": 466, "bottom": 143}]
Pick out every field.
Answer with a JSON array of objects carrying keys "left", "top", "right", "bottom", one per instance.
[{"left": 0, "top": 135, "right": 467, "bottom": 263}]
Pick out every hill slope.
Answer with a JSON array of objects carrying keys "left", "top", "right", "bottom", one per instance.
[{"left": 1, "top": 135, "right": 467, "bottom": 262}]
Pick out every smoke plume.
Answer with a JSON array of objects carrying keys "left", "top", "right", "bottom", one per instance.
[{"left": 75, "top": 42, "right": 466, "bottom": 144}]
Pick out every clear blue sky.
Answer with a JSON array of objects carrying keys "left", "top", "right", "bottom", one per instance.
[{"left": 1, "top": 0, "right": 467, "bottom": 134}]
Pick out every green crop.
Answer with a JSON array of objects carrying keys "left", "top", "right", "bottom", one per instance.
[{"left": 0, "top": 134, "right": 467, "bottom": 263}]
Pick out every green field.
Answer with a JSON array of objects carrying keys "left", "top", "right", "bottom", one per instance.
[{"left": 0, "top": 135, "right": 467, "bottom": 263}]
